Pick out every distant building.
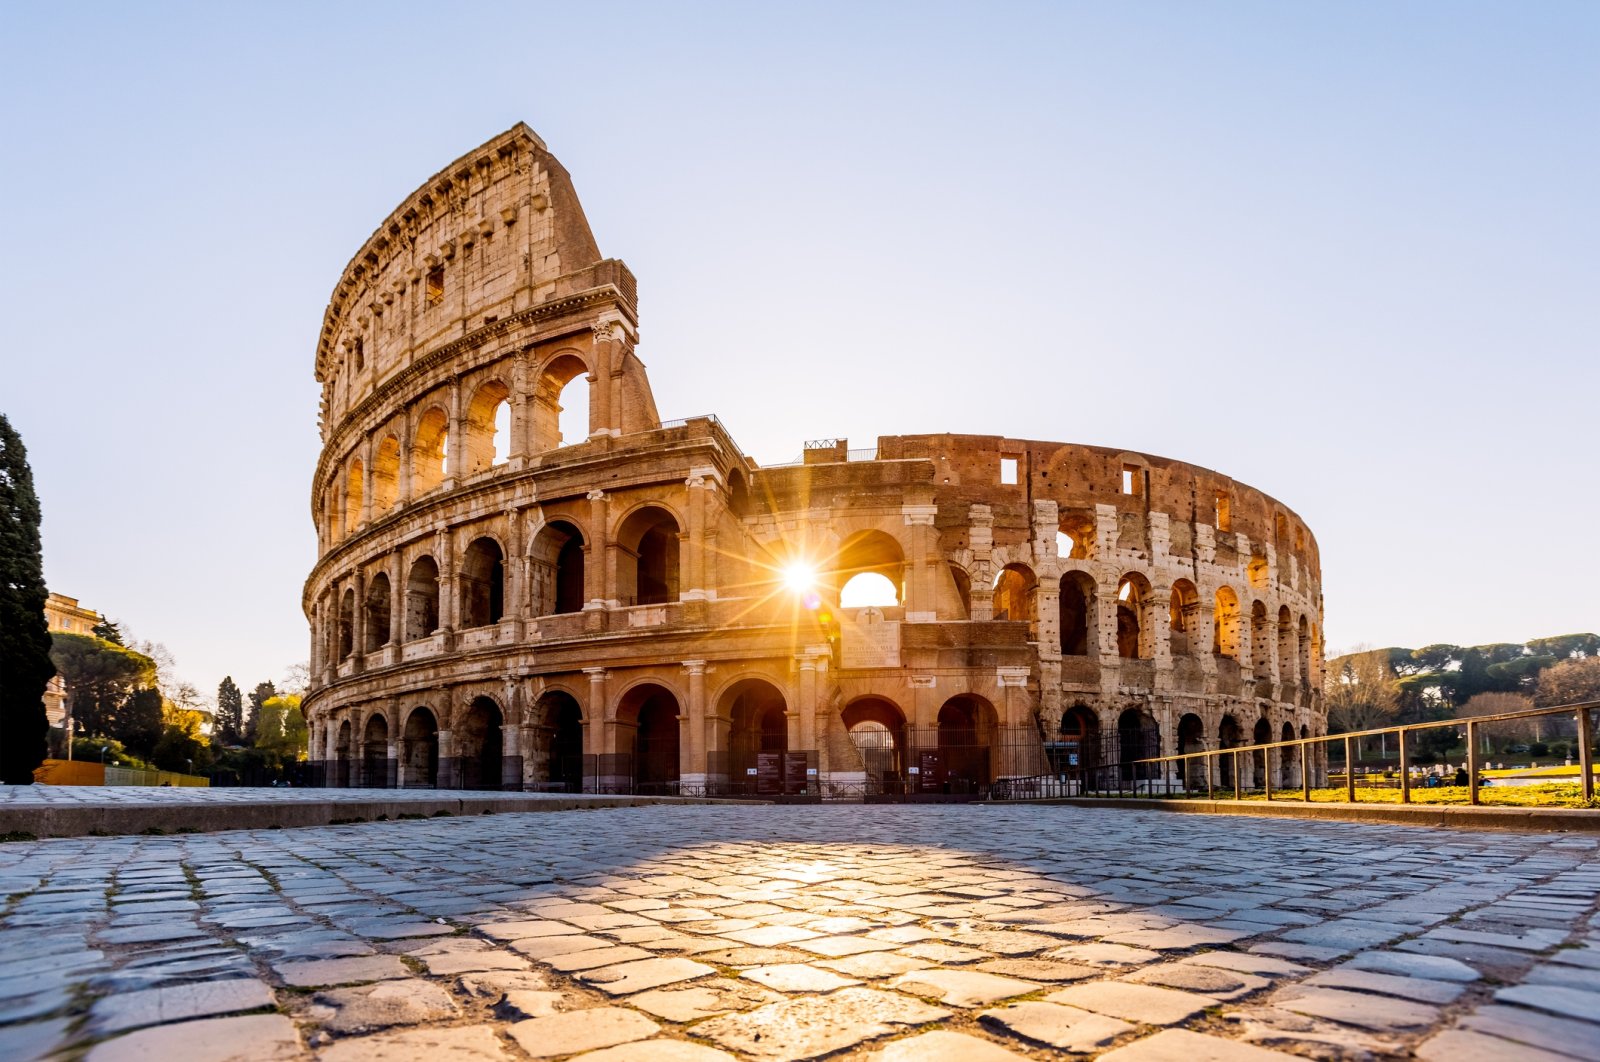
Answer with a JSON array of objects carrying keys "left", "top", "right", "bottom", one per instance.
[{"left": 43, "top": 592, "right": 103, "bottom": 728}]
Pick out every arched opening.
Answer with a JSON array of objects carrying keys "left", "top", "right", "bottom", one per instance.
[
  {"left": 361, "top": 713, "right": 390, "bottom": 788},
  {"left": 1213, "top": 587, "right": 1242, "bottom": 660},
  {"left": 530, "top": 521, "right": 586, "bottom": 616},
  {"left": 1168, "top": 579, "right": 1200, "bottom": 657},
  {"left": 364, "top": 572, "right": 391, "bottom": 653},
  {"left": 533, "top": 354, "right": 591, "bottom": 452},
  {"left": 726, "top": 469, "right": 750, "bottom": 519},
  {"left": 1250, "top": 600, "right": 1271, "bottom": 674},
  {"left": 723, "top": 679, "right": 789, "bottom": 795},
  {"left": 337, "top": 588, "right": 355, "bottom": 660},
  {"left": 1219, "top": 714, "right": 1243, "bottom": 788},
  {"left": 405, "top": 556, "right": 440, "bottom": 641},
  {"left": 1116, "top": 573, "right": 1154, "bottom": 659},
  {"left": 334, "top": 719, "right": 352, "bottom": 788},
  {"left": 459, "top": 537, "right": 505, "bottom": 628},
  {"left": 1252, "top": 717, "right": 1272, "bottom": 790},
  {"left": 1050, "top": 703, "right": 1100, "bottom": 787},
  {"left": 402, "top": 707, "right": 439, "bottom": 788},
  {"left": 463, "top": 379, "right": 511, "bottom": 474},
  {"left": 948, "top": 563, "right": 972, "bottom": 618},
  {"left": 842, "top": 697, "right": 907, "bottom": 793},
  {"left": 456, "top": 696, "right": 505, "bottom": 791},
  {"left": 412, "top": 406, "right": 449, "bottom": 494},
  {"left": 1297, "top": 615, "right": 1311, "bottom": 687},
  {"left": 992, "top": 564, "right": 1037, "bottom": 636},
  {"left": 372, "top": 434, "right": 401, "bottom": 513},
  {"left": 1247, "top": 554, "right": 1269, "bottom": 591},
  {"left": 1277, "top": 606, "right": 1298, "bottom": 685},
  {"left": 1058, "top": 510, "right": 1096, "bottom": 560},
  {"left": 1117, "top": 708, "right": 1160, "bottom": 786},
  {"left": 528, "top": 691, "right": 584, "bottom": 792},
  {"left": 832, "top": 531, "right": 904, "bottom": 608},
  {"left": 1059, "top": 571, "right": 1095, "bottom": 656},
  {"left": 617, "top": 507, "right": 680, "bottom": 607},
  {"left": 617, "top": 684, "right": 680, "bottom": 793},
  {"left": 345, "top": 457, "right": 364, "bottom": 534},
  {"left": 1177, "top": 713, "right": 1206, "bottom": 791},
  {"left": 1281, "top": 721, "right": 1298, "bottom": 788},
  {"left": 935, "top": 695, "right": 996, "bottom": 794},
  {"left": 324, "top": 488, "right": 341, "bottom": 544}
]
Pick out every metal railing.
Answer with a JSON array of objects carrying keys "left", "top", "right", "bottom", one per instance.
[{"left": 1113, "top": 699, "right": 1598, "bottom": 807}]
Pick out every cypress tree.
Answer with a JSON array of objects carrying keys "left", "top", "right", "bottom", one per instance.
[
  {"left": 0, "top": 414, "right": 54, "bottom": 783},
  {"left": 217, "top": 676, "right": 243, "bottom": 745}
]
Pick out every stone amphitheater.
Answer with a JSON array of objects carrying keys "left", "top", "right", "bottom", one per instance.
[{"left": 302, "top": 123, "right": 1326, "bottom": 796}]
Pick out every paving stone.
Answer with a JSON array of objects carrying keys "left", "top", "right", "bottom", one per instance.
[
  {"left": 1107, "top": 925, "right": 1255, "bottom": 950},
  {"left": 577, "top": 957, "right": 716, "bottom": 995},
  {"left": 696, "top": 987, "right": 950, "bottom": 1060},
  {"left": 1097, "top": 1027, "right": 1300, "bottom": 1060},
  {"left": 1178, "top": 952, "right": 1308, "bottom": 978},
  {"left": 973, "top": 958, "right": 1100, "bottom": 983},
  {"left": 1462, "top": 1005, "right": 1600, "bottom": 1058},
  {"left": 307, "top": 978, "right": 459, "bottom": 1033},
  {"left": 948, "top": 930, "right": 1060, "bottom": 955},
  {"left": 1305, "top": 967, "right": 1465, "bottom": 1004},
  {"left": 1345, "top": 950, "right": 1479, "bottom": 982},
  {"left": 628, "top": 977, "right": 786, "bottom": 1022},
  {"left": 871, "top": 1029, "right": 1032, "bottom": 1060},
  {"left": 275, "top": 955, "right": 411, "bottom": 987},
  {"left": 742, "top": 963, "right": 862, "bottom": 992},
  {"left": 498, "top": 990, "right": 572, "bottom": 1019},
  {"left": 721, "top": 925, "right": 819, "bottom": 946},
  {"left": 477, "top": 919, "right": 581, "bottom": 942},
  {"left": 85, "top": 1013, "right": 301, "bottom": 1062},
  {"left": 1044, "top": 942, "right": 1162, "bottom": 968},
  {"left": 510, "top": 934, "right": 609, "bottom": 960},
  {"left": 693, "top": 947, "right": 809, "bottom": 967},
  {"left": 791, "top": 935, "right": 901, "bottom": 958},
  {"left": 1494, "top": 981, "right": 1600, "bottom": 1022},
  {"left": 1525, "top": 961, "right": 1600, "bottom": 991},
  {"left": 891, "top": 968, "right": 1039, "bottom": 1007},
  {"left": 545, "top": 945, "right": 655, "bottom": 972},
  {"left": 1273, "top": 985, "right": 1439, "bottom": 1032},
  {"left": 896, "top": 942, "right": 992, "bottom": 964},
  {"left": 816, "top": 952, "right": 931, "bottom": 978},
  {"left": 1248, "top": 941, "right": 1345, "bottom": 962},
  {"left": 1125, "top": 962, "right": 1270, "bottom": 1001},
  {"left": 0, "top": 1018, "right": 70, "bottom": 1062},
  {"left": 569, "top": 1041, "right": 738, "bottom": 1062},
  {"left": 1047, "top": 981, "right": 1219, "bottom": 1025},
  {"left": 455, "top": 971, "right": 551, "bottom": 999},
  {"left": 90, "top": 977, "right": 276, "bottom": 1033},
  {"left": 980, "top": 1000, "right": 1135, "bottom": 1051},
  {"left": 1414, "top": 1028, "right": 1574, "bottom": 1062},
  {"left": 506, "top": 1007, "right": 659, "bottom": 1058},
  {"left": 318, "top": 1024, "right": 513, "bottom": 1061}
]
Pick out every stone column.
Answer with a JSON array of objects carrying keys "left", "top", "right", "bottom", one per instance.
[
  {"left": 585, "top": 490, "right": 609, "bottom": 611},
  {"left": 388, "top": 553, "right": 404, "bottom": 646},
  {"left": 398, "top": 413, "right": 413, "bottom": 505},
  {"left": 969, "top": 504, "right": 995, "bottom": 621},
  {"left": 996, "top": 667, "right": 1035, "bottom": 778},
  {"left": 436, "top": 530, "right": 457, "bottom": 634},
  {"left": 584, "top": 668, "right": 611, "bottom": 791},
  {"left": 445, "top": 377, "right": 463, "bottom": 484},
  {"left": 360, "top": 435, "right": 374, "bottom": 527},
  {"left": 682, "top": 660, "right": 707, "bottom": 787},
  {"left": 902, "top": 504, "right": 938, "bottom": 621},
  {"left": 351, "top": 569, "right": 367, "bottom": 670},
  {"left": 504, "top": 508, "right": 525, "bottom": 636},
  {"left": 510, "top": 351, "right": 531, "bottom": 466},
  {"left": 797, "top": 655, "right": 819, "bottom": 752},
  {"left": 590, "top": 322, "right": 615, "bottom": 438}
]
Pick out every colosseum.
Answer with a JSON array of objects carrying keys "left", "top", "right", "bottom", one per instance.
[{"left": 303, "top": 123, "right": 1326, "bottom": 798}]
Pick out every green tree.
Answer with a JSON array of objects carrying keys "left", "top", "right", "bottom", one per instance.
[
  {"left": 216, "top": 676, "right": 243, "bottom": 744},
  {"left": 0, "top": 413, "right": 54, "bottom": 783},
  {"left": 113, "top": 687, "right": 165, "bottom": 759},
  {"left": 254, "top": 694, "right": 307, "bottom": 766},
  {"left": 92, "top": 618, "right": 123, "bottom": 645},
  {"left": 245, "top": 681, "right": 275, "bottom": 743},
  {"left": 1527, "top": 634, "right": 1600, "bottom": 661},
  {"left": 49, "top": 632, "right": 156, "bottom": 738}
]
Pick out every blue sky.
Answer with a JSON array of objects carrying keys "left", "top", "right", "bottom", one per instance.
[{"left": 2, "top": 1, "right": 1595, "bottom": 697}]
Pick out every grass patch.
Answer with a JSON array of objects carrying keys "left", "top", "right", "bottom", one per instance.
[
  {"left": 0, "top": 831, "right": 37, "bottom": 843},
  {"left": 1236, "top": 784, "right": 1599, "bottom": 809}
]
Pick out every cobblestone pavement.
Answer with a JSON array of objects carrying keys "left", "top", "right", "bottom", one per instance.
[
  {"left": 0, "top": 786, "right": 646, "bottom": 807},
  {"left": 2, "top": 805, "right": 1598, "bottom": 1061}
]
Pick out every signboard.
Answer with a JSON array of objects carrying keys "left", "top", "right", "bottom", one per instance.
[
  {"left": 841, "top": 607, "right": 901, "bottom": 669},
  {"left": 918, "top": 751, "right": 944, "bottom": 792},
  {"left": 784, "top": 752, "right": 810, "bottom": 795},
  {"left": 756, "top": 753, "right": 782, "bottom": 795}
]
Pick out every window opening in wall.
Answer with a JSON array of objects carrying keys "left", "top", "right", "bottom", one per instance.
[
  {"left": 1055, "top": 532, "right": 1073, "bottom": 559},
  {"left": 353, "top": 336, "right": 364, "bottom": 373},
  {"left": 492, "top": 400, "right": 511, "bottom": 465},
  {"left": 1121, "top": 464, "right": 1140, "bottom": 495},
  {"left": 1215, "top": 491, "right": 1231, "bottom": 532},
  {"left": 426, "top": 267, "right": 445, "bottom": 305},
  {"left": 841, "top": 573, "right": 898, "bottom": 608},
  {"left": 1000, "top": 457, "right": 1019, "bottom": 485},
  {"left": 556, "top": 373, "right": 589, "bottom": 446}
]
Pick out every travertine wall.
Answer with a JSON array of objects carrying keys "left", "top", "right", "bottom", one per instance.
[{"left": 304, "top": 125, "right": 1325, "bottom": 794}]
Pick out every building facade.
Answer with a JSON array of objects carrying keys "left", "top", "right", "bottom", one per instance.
[
  {"left": 303, "top": 124, "right": 1326, "bottom": 796},
  {"left": 43, "top": 592, "right": 103, "bottom": 728}
]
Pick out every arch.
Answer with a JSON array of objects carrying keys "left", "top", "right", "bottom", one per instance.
[
  {"left": 1213, "top": 586, "right": 1241, "bottom": 659},
  {"left": 324, "top": 487, "right": 340, "bottom": 544},
  {"left": 533, "top": 690, "right": 586, "bottom": 793},
  {"left": 1277, "top": 605, "right": 1297, "bottom": 685},
  {"left": 372, "top": 434, "right": 401, "bottom": 513},
  {"left": 1168, "top": 579, "right": 1200, "bottom": 657},
  {"left": 463, "top": 378, "right": 512, "bottom": 474},
  {"left": 334, "top": 719, "right": 352, "bottom": 788},
  {"left": 361, "top": 712, "right": 390, "bottom": 788},
  {"left": 616, "top": 505, "right": 681, "bottom": 607},
  {"left": 1281, "top": 720, "right": 1299, "bottom": 788},
  {"left": 1058, "top": 509, "right": 1097, "bottom": 560},
  {"left": 1218, "top": 713, "right": 1244, "bottom": 788},
  {"left": 831, "top": 530, "right": 904, "bottom": 607},
  {"left": 405, "top": 556, "right": 440, "bottom": 641},
  {"left": 459, "top": 537, "right": 505, "bottom": 628},
  {"left": 1250, "top": 600, "right": 1271, "bottom": 672},
  {"left": 1247, "top": 553, "right": 1269, "bottom": 591},
  {"left": 935, "top": 695, "right": 997, "bottom": 793},
  {"left": 401, "top": 706, "right": 439, "bottom": 788},
  {"left": 456, "top": 696, "right": 505, "bottom": 791},
  {"left": 1117, "top": 707, "right": 1160, "bottom": 784},
  {"left": 948, "top": 563, "right": 972, "bottom": 619},
  {"left": 533, "top": 352, "right": 591, "bottom": 452},
  {"left": 992, "top": 563, "right": 1037, "bottom": 635},
  {"left": 842, "top": 696, "right": 907, "bottom": 790},
  {"left": 1177, "top": 712, "right": 1206, "bottom": 790},
  {"left": 345, "top": 456, "right": 364, "bottom": 534},
  {"left": 1297, "top": 614, "right": 1311, "bottom": 687},
  {"left": 722, "top": 678, "right": 789, "bottom": 795},
  {"left": 363, "top": 572, "right": 392, "bottom": 653},
  {"left": 412, "top": 406, "right": 449, "bottom": 494},
  {"left": 616, "top": 683, "right": 680, "bottom": 792},
  {"left": 1059, "top": 571, "right": 1096, "bottom": 656},
  {"left": 1116, "top": 573, "right": 1154, "bottom": 659},
  {"left": 1051, "top": 702, "right": 1101, "bottom": 783},
  {"left": 337, "top": 588, "right": 355, "bottom": 660},
  {"left": 1252, "top": 717, "right": 1272, "bottom": 791},
  {"left": 726, "top": 468, "right": 750, "bottom": 519},
  {"left": 530, "top": 520, "right": 586, "bottom": 616}
]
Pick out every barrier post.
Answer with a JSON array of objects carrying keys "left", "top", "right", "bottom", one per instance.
[
  {"left": 1301, "top": 742, "right": 1311, "bottom": 802},
  {"left": 1579, "top": 707, "right": 1594, "bottom": 804},
  {"left": 1467, "top": 721, "right": 1480, "bottom": 806},
  {"left": 1398, "top": 727, "right": 1411, "bottom": 804},
  {"left": 1344, "top": 736, "right": 1356, "bottom": 803}
]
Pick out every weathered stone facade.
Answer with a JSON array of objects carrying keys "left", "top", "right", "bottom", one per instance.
[{"left": 303, "top": 124, "right": 1325, "bottom": 794}]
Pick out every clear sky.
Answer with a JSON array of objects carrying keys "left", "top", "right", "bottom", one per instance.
[{"left": 2, "top": 1, "right": 1595, "bottom": 701}]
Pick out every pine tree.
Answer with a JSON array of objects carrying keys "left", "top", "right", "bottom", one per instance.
[
  {"left": 0, "top": 414, "right": 55, "bottom": 784},
  {"left": 216, "top": 676, "right": 243, "bottom": 745}
]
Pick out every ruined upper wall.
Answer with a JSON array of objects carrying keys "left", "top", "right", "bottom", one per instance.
[{"left": 314, "top": 124, "right": 632, "bottom": 438}]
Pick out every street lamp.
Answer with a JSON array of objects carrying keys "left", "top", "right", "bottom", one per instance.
[{"left": 100, "top": 745, "right": 109, "bottom": 765}]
